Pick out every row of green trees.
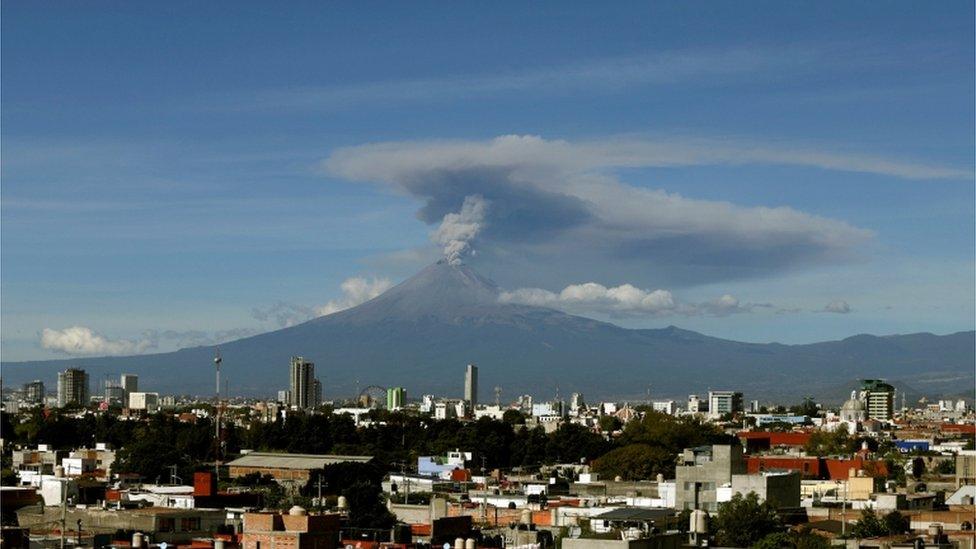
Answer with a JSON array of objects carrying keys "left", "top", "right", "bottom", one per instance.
[{"left": 3, "top": 408, "right": 729, "bottom": 484}]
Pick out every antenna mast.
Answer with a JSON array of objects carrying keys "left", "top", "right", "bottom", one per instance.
[{"left": 214, "top": 349, "right": 222, "bottom": 478}]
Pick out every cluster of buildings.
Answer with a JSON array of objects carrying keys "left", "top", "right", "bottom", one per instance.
[
  {"left": 2, "top": 363, "right": 974, "bottom": 548},
  {"left": 7, "top": 433, "right": 973, "bottom": 549},
  {"left": 6, "top": 370, "right": 161, "bottom": 413}
]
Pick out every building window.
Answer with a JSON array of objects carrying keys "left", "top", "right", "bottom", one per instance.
[
  {"left": 158, "top": 518, "right": 175, "bottom": 532},
  {"left": 181, "top": 517, "right": 201, "bottom": 531}
]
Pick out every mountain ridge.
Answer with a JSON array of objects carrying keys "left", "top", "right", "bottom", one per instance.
[{"left": 4, "top": 261, "right": 973, "bottom": 403}]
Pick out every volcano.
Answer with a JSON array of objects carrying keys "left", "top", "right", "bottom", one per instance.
[{"left": 3, "top": 261, "right": 973, "bottom": 402}]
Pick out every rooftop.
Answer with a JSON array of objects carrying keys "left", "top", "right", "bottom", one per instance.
[
  {"left": 226, "top": 452, "right": 373, "bottom": 470},
  {"left": 592, "top": 507, "right": 673, "bottom": 522}
]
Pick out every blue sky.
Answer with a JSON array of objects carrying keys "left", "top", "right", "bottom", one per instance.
[{"left": 2, "top": 1, "right": 973, "bottom": 360}]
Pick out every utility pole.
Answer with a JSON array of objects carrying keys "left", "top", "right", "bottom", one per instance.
[
  {"left": 399, "top": 462, "right": 409, "bottom": 505},
  {"left": 214, "top": 350, "right": 222, "bottom": 479},
  {"left": 841, "top": 481, "right": 847, "bottom": 537},
  {"left": 317, "top": 474, "right": 323, "bottom": 511},
  {"left": 59, "top": 478, "right": 67, "bottom": 549},
  {"left": 481, "top": 456, "right": 488, "bottom": 523}
]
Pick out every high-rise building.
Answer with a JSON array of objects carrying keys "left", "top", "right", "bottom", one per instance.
[
  {"left": 120, "top": 374, "right": 138, "bottom": 407},
  {"left": 707, "top": 390, "right": 743, "bottom": 419},
  {"left": 688, "top": 394, "right": 708, "bottom": 414},
  {"left": 386, "top": 387, "right": 406, "bottom": 410},
  {"left": 860, "top": 379, "right": 894, "bottom": 421},
  {"left": 57, "top": 368, "right": 89, "bottom": 408},
  {"left": 104, "top": 384, "right": 126, "bottom": 405},
  {"left": 570, "top": 392, "right": 585, "bottom": 412},
  {"left": 23, "top": 380, "right": 45, "bottom": 404},
  {"left": 464, "top": 364, "right": 478, "bottom": 408},
  {"left": 289, "top": 356, "right": 315, "bottom": 410},
  {"left": 312, "top": 378, "right": 322, "bottom": 409},
  {"left": 277, "top": 390, "right": 291, "bottom": 404},
  {"left": 128, "top": 392, "right": 159, "bottom": 412},
  {"left": 652, "top": 400, "right": 676, "bottom": 415}
]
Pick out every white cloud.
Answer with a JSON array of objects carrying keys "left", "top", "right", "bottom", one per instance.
[
  {"left": 823, "top": 300, "right": 853, "bottom": 314},
  {"left": 40, "top": 326, "right": 156, "bottom": 356},
  {"left": 500, "top": 282, "right": 768, "bottom": 318},
  {"left": 316, "top": 276, "right": 394, "bottom": 316}
]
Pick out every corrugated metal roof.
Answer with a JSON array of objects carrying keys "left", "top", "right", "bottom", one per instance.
[{"left": 226, "top": 452, "right": 373, "bottom": 470}]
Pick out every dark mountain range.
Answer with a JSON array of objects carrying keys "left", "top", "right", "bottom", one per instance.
[{"left": 3, "top": 261, "right": 973, "bottom": 403}]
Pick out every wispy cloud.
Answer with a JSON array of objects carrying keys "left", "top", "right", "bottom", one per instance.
[
  {"left": 207, "top": 43, "right": 946, "bottom": 116},
  {"left": 822, "top": 300, "right": 853, "bottom": 314},
  {"left": 210, "top": 48, "right": 786, "bottom": 113},
  {"left": 252, "top": 276, "right": 393, "bottom": 327}
]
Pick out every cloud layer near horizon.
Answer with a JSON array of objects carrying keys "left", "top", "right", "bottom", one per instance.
[
  {"left": 40, "top": 326, "right": 156, "bottom": 356},
  {"left": 324, "top": 135, "right": 914, "bottom": 287},
  {"left": 499, "top": 282, "right": 768, "bottom": 318}
]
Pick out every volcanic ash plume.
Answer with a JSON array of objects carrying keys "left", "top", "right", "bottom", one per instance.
[{"left": 432, "top": 194, "right": 489, "bottom": 265}]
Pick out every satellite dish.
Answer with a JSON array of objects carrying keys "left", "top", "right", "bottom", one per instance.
[{"left": 443, "top": 544, "right": 452, "bottom": 549}]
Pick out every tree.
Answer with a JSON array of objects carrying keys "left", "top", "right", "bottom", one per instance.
[
  {"left": 1, "top": 469, "right": 17, "bottom": 486},
  {"left": 804, "top": 425, "right": 853, "bottom": 456},
  {"left": 882, "top": 511, "right": 910, "bottom": 536},
  {"left": 935, "top": 459, "right": 955, "bottom": 475},
  {"left": 598, "top": 415, "right": 623, "bottom": 433},
  {"left": 755, "top": 528, "right": 830, "bottom": 549},
  {"left": 789, "top": 398, "right": 819, "bottom": 418},
  {"left": 591, "top": 444, "right": 673, "bottom": 481},
  {"left": 502, "top": 409, "right": 525, "bottom": 425},
  {"left": 850, "top": 509, "right": 887, "bottom": 538},
  {"left": 712, "top": 492, "right": 782, "bottom": 547},
  {"left": 911, "top": 457, "right": 926, "bottom": 481},
  {"left": 619, "top": 411, "right": 727, "bottom": 477},
  {"left": 546, "top": 424, "right": 610, "bottom": 464},
  {"left": 342, "top": 480, "right": 395, "bottom": 529}
]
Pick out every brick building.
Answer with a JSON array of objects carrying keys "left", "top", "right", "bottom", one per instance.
[{"left": 241, "top": 508, "right": 340, "bottom": 549}]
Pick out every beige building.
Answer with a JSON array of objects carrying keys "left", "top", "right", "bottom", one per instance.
[{"left": 957, "top": 450, "right": 976, "bottom": 488}]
